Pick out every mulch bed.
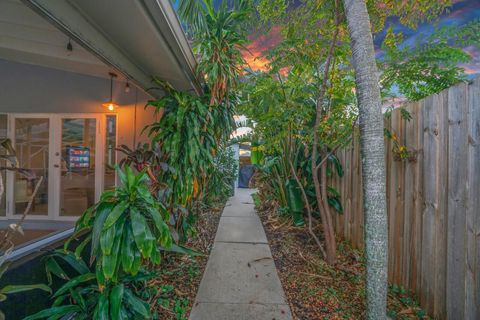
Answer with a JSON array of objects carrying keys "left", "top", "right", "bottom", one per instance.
[
  {"left": 146, "top": 204, "right": 223, "bottom": 320},
  {"left": 257, "top": 206, "right": 429, "bottom": 320}
]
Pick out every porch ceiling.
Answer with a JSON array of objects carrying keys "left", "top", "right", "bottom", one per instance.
[
  {"left": 0, "top": 0, "right": 200, "bottom": 96},
  {"left": 0, "top": 0, "right": 110, "bottom": 79}
]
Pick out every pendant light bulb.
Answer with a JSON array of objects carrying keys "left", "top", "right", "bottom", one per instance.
[{"left": 102, "top": 72, "right": 119, "bottom": 111}]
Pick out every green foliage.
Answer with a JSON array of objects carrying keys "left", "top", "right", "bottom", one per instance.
[
  {"left": 251, "top": 192, "right": 261, "bottom": 207},
  {"left": 178, "top": 0, "right": 252, "bottom": 105},
  {"left": 203, "top": 146, "right": 238, "bottom": 206},
  {"left": 144, "top": 78, "right": 237, "bottom": 241},
  {"left": 0, "top": 283, "right": 50, "bottom": 296},
  {"left": 285, "top": 179, "right": 305, "bottom": 226},
  {"left": 257, "top": 0, "right": 288, "bottom": 23},
  {"left": 153, "top": 283, "right": 189, "bottom": 320},
  {"left": 374, "top": 0, "right": 452, "bottom": 29},
  {"left": 380, "top": 20, "right": 480, "bottom": 101},
  {"left": 0, "top": 262, "right": 50, "bottom": 320},
  {"left": 400, "top": 108, "right": 412, "bottom": 122},
  {"left": 145, "top": 79, "right": 215, "bottom": 208},
  {"left": 241, "top": 0, "right": 357, "bottom": 152},
  {"left": 69, "top": 166, "right": 172, "bottom": 280},
  {"left": 383, "top": 108, "right": 416, "bottom": 161},
  {"left": 255, "top": 155, "right": 289, "bottom": 208},
  {"left": 240, "top": 0, "right": 355, "bottom": 225},
  {"left": 388, "top": 284, "right": 428, "bottom": 319},
  {"left": 238, "top": 71, "right": 316, "bottom": 154},
  {"left": 258, "top": 0, "right": 453, "bottom": 34},
  {"left": 160, "top": 0, "right": 246, "bottom": 227},
  {"left": 381, "top": 32, "right": 470, "bottom": 101},
  {"left": 117, "top": 143, "right": 175, "bottom": 195},
  {"left": 434, "top": 18, "right": 480, "bottom": 48},
  {"left": 27, "top": 172, "right": 202, "bottom": 319},
  {"left": 254, "top": 137, "right": 345, "bottom": 222},
  {"left": 25, "top": 251, "right": 154, "bottom": 320},
  {"left": 117, "top": 143, "right": 171, "bottom": 175}
]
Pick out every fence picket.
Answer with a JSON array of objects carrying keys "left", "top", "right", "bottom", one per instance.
[
  {"left": 402, "top": 103, "right": 415, "bottom": 288},
  {"left": 465, "top": 78, "right": 479, "bottom": 319},
  {"left": 446, "top": 83, "right": 468, "bottom": 319}
]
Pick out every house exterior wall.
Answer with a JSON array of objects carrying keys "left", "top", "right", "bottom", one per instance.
[{"left": 0, "top": 58, "right": 158, "bottom": 149}]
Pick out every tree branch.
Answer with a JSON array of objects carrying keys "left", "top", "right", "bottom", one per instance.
[
  {"left": 289, "top": 159, "right": 327, "bottom": 259},
  {"left": 1, "top": 176, "right": 44, "bottom": 255}
]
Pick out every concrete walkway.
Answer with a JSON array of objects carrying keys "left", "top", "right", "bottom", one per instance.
[{"left": 190, "top": 189, "right": 293, "bottom": 320}]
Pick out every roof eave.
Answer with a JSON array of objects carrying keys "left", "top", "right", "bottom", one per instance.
[{"left": 147, "top": 0, "right": 202, "bottom": 95}]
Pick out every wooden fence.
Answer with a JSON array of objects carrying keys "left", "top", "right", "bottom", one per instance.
[{"left": 330, "top": 78, "right": 480, "bottom": 319}]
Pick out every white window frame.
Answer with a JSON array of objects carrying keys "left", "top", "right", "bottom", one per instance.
[{"left": 3, "top": 113, "right": 109, "bottom": 221}]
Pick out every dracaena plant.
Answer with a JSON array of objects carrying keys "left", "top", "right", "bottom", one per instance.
[
  {"left": 24, "top": 251, "right": 154, "bottom": 320},
  {"left": 177, "top": 0, "right": 252, "bottom": 106},
  {"left": 145, "top": 79, "right": 215, "bottom": 208},
  {"left": 70, "top": 166, "right": 172, "bottom": 282},
  {"left": 0, "top": 262, "right": 51, "bottom": 320}
]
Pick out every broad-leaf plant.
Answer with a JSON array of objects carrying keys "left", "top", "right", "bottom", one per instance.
[{"left": 71, "top": 166, "right": 172, "bottom": 281}]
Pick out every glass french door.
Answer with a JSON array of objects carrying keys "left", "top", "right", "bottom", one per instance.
[
  {"left": 57, "top": 117, "right": 100, "bottom": 218},
  {"left": 11, "top": 117, "right": 50, "bottom": 217},
  {"left": 6, "top": 114, "right": 106, "bottom": 221}
]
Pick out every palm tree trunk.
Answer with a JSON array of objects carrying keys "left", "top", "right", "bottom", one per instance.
[{"left": 342, "top": 0, "right": 388, "bottom": 319}]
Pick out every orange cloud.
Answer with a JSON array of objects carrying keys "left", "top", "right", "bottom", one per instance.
[{"left": 242, "top": 26, "right": 282, "bottom": 72}]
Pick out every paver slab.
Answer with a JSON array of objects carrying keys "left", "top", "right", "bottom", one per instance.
[
  {"left": 222, "top": 202, "right": 256, "bottom": 217},
  {"left": 190, "top": 302, "right": 292, "bottom": 320},
  {"left": 227, "top": 189, "right": 256, "bottom": 206},
  {"left": 214, "top": 216, "right": 267, "bottom": 244},
  {"left": 194, "top": 242, "right": 286, "bottom": 304}
]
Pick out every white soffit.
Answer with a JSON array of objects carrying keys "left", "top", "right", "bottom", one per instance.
[
  {"left": 0, "top": 0, "right": 200, "bottom": 96},
  {"left": 0, "top": 0, "right": 112, "bottom": 79}
]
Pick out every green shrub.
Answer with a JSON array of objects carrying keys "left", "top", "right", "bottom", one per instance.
[
  {"left": 25, "top": 251, "right": 154, "bottom": 320},
  {"left": 204, "top": 146, "right": 238, "bottom": 205},
  {"left": 70, "top": 166, "right": 172, "bottom": 281}
]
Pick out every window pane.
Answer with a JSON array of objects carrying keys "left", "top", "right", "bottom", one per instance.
[
  {"left": 60, "top": 118, "right": 96, "bottom": 217},
  {"left": 14, "top": 118, "right": 49, "bottom": 216},
  {"left": 104, "top": 115, "right": 116, "bottom": 190}
]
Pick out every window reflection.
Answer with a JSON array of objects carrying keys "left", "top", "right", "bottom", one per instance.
[
  {"left": 60, "top": 118, "right": 96, "bottom": 217},
  {"left": 14, "top": 118, "right": 49, "bottom": 216}
]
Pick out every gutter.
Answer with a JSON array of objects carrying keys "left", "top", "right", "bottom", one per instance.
[{"left": 141, "top": 0, "right": 203, "bottom": 95}]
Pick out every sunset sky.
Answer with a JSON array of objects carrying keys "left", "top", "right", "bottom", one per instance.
[{"left": 242, "top": 0, "right": 480, "bottom": 76}]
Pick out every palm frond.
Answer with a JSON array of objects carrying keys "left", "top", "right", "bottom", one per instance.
[{"left": 177, "top": 0, "right": 210, "bottom": 32}]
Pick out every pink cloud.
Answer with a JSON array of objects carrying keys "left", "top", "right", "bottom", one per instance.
[{"left": 242, "top": 26, "right": 282, "bottom": 72}]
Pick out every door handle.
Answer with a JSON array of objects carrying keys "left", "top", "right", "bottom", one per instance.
[{"left": 54, "top": 164, "right": 60, "bottom": 168}]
